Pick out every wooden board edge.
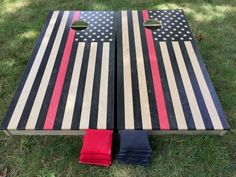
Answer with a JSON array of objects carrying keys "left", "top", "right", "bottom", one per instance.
[
  {"left": 7, "top": 130, "right": 85, "bottom": 136},
  {"left": 6, "top": 129, "right": 229, "bottom": 136},
  {"left": 148, "top": 130, "right": 229, "bottom": 136}
]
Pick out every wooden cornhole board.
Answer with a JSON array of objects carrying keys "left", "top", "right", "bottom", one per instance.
[
  {"left": 116, "top": 10, "right": 229, "bottom": 135},
  {"left": 1, "top": 11, "right": 115, "bottom": 135},
  {"left": 1, "top": 10, "right": 230, "bottom": 136}
]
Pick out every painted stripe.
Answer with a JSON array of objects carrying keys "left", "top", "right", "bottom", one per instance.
[
  {"left": 159, "top": 42, "right": 187, "bottom": 129},
  {"left": 185, "top": 41, "right": 223, "bottom": 129},
  {"left": 127, "top": 11, "right": 142, "bottom": 129},
  {"left": 116, "top": 12, "right": 125, "bottom": 129},
  {"left": 191, "top": 42, "right": 229, "bottom": 129},
  {"left": 97, "top": 43, "right": 110, "bottom": 129},
  {"left": 142, "top": 10, "right": 170, "bottom": 130},
  {"left": 166, "top": 41, "right": 196, "bottom": 130},
  {"left": 61, "top": 43, "right": 85, "bottom": 129},
  {"left": 154, "top": 42, "right": 178, "bottom": 129},
  {"left": 137, "top": 11, "right": 159, "bottom": 130},
  {"left": 71, "top": 43, "right": 91, "bottom": 129},
  {"left": 89, "top": 43, "right": 103, "bottom": 129},
  {"left": 43, "top": 11, "right": 80, "bottom": 129},
  {"left": 138, "top": 11, "right": 160, "bottom": 130},
  {"left": 35, "top": 12, "right": 74, "bottom": 129},
  {"left": 17, "top": 12, "right": 63, "bottom": 130},
  {"left": 179, "top": 41, "right": 213, "bottom": 129},
  {"left": 121, "top": 11, "right": 134, "bottom": 129},
  {"left": 106, "top": 42, "right": 115, "bottom": 129},
  {"left": 79, "top": 43, "right": 98, "bottom": 129},
  {"left": 53, "top": 36, "right": 79, "bottom": 129},
  {"left": 25, "top": 11, "right": 70, "bottom": 129},
  {"left": 7, "top": 11, "right": 59, "bottom": 129},
  {"left": 172, "top": 41, "right": 205, "bottom": 129},
  {"left": 132, "top": 11, "right": 152, "bottom": 129}
]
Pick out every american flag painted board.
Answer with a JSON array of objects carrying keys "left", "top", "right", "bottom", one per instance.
[
  {"left": 116, "top": 10, "right": 230, "bottom": 133},
  {"left": 1, "top": 10, "right": 230, "bottom": 135},
  {"left": 1, "top": 11, "right": 115, "bottom": 135}
]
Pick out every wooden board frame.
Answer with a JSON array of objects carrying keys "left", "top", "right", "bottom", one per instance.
[{"left": 4, "top": 129, "right": 228, "bottom": 136}]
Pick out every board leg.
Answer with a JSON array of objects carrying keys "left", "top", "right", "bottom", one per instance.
[
  {"left": 3, "top": 130, "right": 12, "bottom": 136},
  {"left": 219, "top": 130, "right": 228, "bottom": 136}
]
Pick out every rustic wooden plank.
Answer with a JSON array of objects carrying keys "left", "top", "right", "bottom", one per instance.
[
  {"left": 61, "top": 43, "right": 85, "bottom": 129},
  {"left": 172, "top": 41, "right": 205, "bottom": 129},
  {"left": 132, "top": 11, "right": 152, "bottom": 129},
  {"left": 185, "top": 41, "right": 223, "bottom": 129},
  {"left": 97, "top": 42, "right": 110, "bottom": 129},
  {"left": 121, "top": 11, "right": 135, "bottom": 129},
  {"left": 79, "top": 43, "right": 98, "bottom": 129},
  {"left": 159, "top": 42, "right": 187, "bottom": 129},
  {"left": 26, "top": 11, "right": 70, "bottom": 129}
]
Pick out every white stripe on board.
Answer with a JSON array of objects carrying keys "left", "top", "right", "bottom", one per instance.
[
  {"left": 185, "top": 41, "right": 223, "bottom": 129},
  {"left": 61, "top": 42, "right": 85, "bottom": 129},
  {"left": 132, "top": 11, "right": 152, "bottom": 129},
  {"left": 97, "top": 43, "right": 110, "bottom": 129},
  {"left": 25, "top": 11, "right": 70, "bottom": 129},
  {"left": 159, "top": 42, "right": 187, "bottom": 129},
  {"left": 8, "top": 11, "right": 60, "bottom": 129},
  {"left": 172, "top": 41, "right": 205, "bottom": 129},
  {"left": 79, "top": 42, "right": 98, "bottom": 129},
  {"left": 121, "top": 11, "right": 134, "bottom": 129}
]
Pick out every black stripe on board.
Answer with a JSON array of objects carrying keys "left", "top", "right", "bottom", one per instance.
[
  {"left": 71, "top": 42, "right": 91, "bottom": 130},
  {"left": 166, "top": 40, "right": 196, "bottom": 130},
  {"left": 179, "top": 41, "right": 214, "bottom": 130},
  {"left": 106, "top": 42, "right": 115, "bottom": 129},
  {"left": 106, "top": 12, "right": 116, "bottom": 130},
  {"left": 154, "top": 42, "right": 178, "bottom": 130},
  {"left": 53, "top": 38, "right": 79, "bottom": 130},
  {"left": 1, "top": 12, "right": 54, "bottom": 130},
  {"left": 116, "top": 11, "right": 125, "bottom": 129},
  {"left": 178, "top": 10, "right": 221, "bottom": 129},
  {"left": 127, "top": 10, "right": 142, "bottom": 129},
  {"left": 35, "top": 11, "right": 74, "bottom": 130},
  {"left": 138, "top": 11, "right": 159, "bottom": 130},
  {"left": 190, "top": 41, "right": 230, "bottom": 130},
  {"left": 17, "top": 12, "right": 63, "bottom": 130},
  {"left": 89, "top": 42, "right": 103, "bottom": 129}
]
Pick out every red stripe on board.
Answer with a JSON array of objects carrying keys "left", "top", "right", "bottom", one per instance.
[
  {"left": 44, "top": 11, "right": 80, "bottom": 129},
  {"left": 142, "top": 10, "right": 170, "bottom": 129}
]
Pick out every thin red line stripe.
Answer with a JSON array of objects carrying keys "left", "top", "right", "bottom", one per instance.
[
  {"left": 142, "top": 10, "right": 170, "bottom": 129},
  {"left": 44, "top": 11, "right": 80, "bottom": 129}
]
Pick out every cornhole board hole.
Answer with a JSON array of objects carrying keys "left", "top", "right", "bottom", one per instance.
[
  {"left": 1, "top": 11, "right": 115, "bottom": 135},
  {"left": 116, "top": 10, "right": 230, "bottom": 135}
]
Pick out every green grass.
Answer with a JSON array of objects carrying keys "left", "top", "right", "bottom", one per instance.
[{"left": 0, "top": 0, "right": 236, "bottom": 176}]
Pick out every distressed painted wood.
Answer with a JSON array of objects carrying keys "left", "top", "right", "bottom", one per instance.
[
  {"left": 1, "top": 11, "right": 115, "bottom": 135},
  {"left": 116, "top": 10, "right": 230, "bottom": 133}
]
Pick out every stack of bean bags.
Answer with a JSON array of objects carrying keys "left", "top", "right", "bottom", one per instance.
[
  {"left": 117, "top": 130, "right": 152, "bottom": 166},
  {"left": 79, "top": 129, "right": 113, "bottom": 167}
]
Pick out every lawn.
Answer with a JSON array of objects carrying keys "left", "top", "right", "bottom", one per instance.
[{"left": 0, "top": 0, "right": 236, "bottom": 176}]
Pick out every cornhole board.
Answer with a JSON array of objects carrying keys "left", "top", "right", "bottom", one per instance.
[
  {"left": 1, "top": 11, "right": 115, "bottom": 135},
  {"left": 116, "top": 10, "right": 230, "bottom": 135},
  {"left": 1, "top": 10, "right": 230, "bottom": 136}
]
